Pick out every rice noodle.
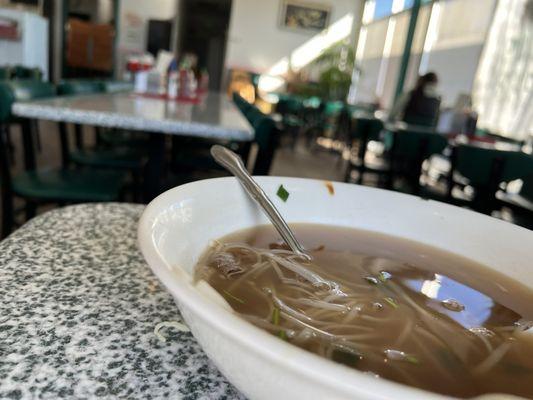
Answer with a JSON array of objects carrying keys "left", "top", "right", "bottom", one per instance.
[
  {"left": 196, "top": 239, "right": 533, "bottom": 397},
  {"left": 473, "top": 341, "right": 513, "bottom": 375},
  {"left": 268, "top": 253, "right": 339, "bottom": 291},
  {"left": 291, "top": 298, "right": 349, "bottom": 312},
  {"left": 394, "top": 319, "right": 414, "bottom": 347},
  {"left": 154, "top": 320, "right": 190, "bottom": 342},
  {"left": 227, "top": 261, "right": 270, "bottom": 291}
]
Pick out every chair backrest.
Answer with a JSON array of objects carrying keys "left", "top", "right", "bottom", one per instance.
[
  {"left": 0, "top": 67, "right": 12, "bottom": 80},
  {"left": 351, "top": 117, "right": 384, "bottom": 142},
  {"left": 391, "top": 128, "right": 448, "bottom": 162},
  {"left": 453, "top": 145, "right": 523, "bottom": 187},
  {"left": 232, "top": 92, "right": 279, "bottom": 174},
  {"left": 0, "top": 80, "right": 56, "bottom": 122},
  {"left": 323, "top": 101, "right": 344, "bottom": 117},
  {"left": 102, "top": 80, "right": 134, "bottom": 93},
  {"left": 501, "top": 150, "right": 533, "bottom": 183},
  {"left": 0, "top": 82, "right": 56, "bottom": 212},
  {"left": 12, "top": 66, "right": 42, "bottom": 80},
  {"left": 57, "top": 80, "right": 105, "bottom": 96},
  {"left": 276, "top": 96, "right": 303, "bottom": 116},
  {"left": 520, "top": 175, "right": 533, "bottom": 201},
  {"left": 232, "top": 92, "right": 254, "bottom": 120},
  {"left": 252, "top": 115, "right": 279, "bottom": 175}
]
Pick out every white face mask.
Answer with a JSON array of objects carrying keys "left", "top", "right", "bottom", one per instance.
[{"left": 424, "top": 83, "right": 439, "bottom": 97}]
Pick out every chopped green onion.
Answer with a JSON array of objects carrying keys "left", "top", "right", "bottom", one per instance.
[
  {"left": 378, "top": 271, "right": 392, "bottom": 282},
  {"left": 383, "top": 297, "right": 399, "bottom": 309},
  {"left": 223, "top": 290, "right": 245, "bottom": 304},
  {"left": 405, "top": 355, "right": 420, "bottom": 364},
  {"left": 272, "top": 307, "right": 280, "bottom": 325},
  {"left": 332, "top": 349, "right": 361, "bottom": 367},
  {"left": 276, "top": 185, "right": 289, "bottom": 202},
  {"left": 272, "top": 307, "right": 287, "bottom": 340}
]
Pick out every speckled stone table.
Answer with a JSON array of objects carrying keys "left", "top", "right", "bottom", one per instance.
[
  {"left": 12, "top": 91, "right": 253, "bottom": 202},
  {"left": 12, "top": 92, "right": 253, "bottom": 141},
  {"left": 0, "top": 204, "right": 245, "bottom": 399}
]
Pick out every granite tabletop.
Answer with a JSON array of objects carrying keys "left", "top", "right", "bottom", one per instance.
[
  {"left": 12, "top": 92, "right": 253, "bottom": 141},
  {"left": 0, "top": 203, "right": 245, "bottom": 399}
]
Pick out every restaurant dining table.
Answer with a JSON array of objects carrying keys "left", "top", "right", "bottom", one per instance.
[
  {"left": 11, "top": 91, "right": 253, "bottom": 202},
  {"left": 0, "top": 203, "right": 245, "bottom": 399}
]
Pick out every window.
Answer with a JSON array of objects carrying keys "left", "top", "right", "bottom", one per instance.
[{"left": 374, "top": 0, "right": 394, "bottom": 20}]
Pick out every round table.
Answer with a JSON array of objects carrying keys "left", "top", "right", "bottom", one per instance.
[{"left": 0, "top": 204, "right": 244, "bottom": 399}]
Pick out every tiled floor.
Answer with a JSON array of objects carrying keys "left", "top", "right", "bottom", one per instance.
[{"left": 270, "top": 143, "right": 346, "bottom": 181}]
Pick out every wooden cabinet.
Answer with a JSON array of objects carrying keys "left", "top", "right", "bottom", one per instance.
[{"left": 66, "top": 18, "right": 114, "bottom": 72}]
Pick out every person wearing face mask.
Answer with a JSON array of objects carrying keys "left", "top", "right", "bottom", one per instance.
[{"left": 389, "top": 72, "right": 441, "bottom": 127}]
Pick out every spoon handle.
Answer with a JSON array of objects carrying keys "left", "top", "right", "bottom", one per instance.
[{"left": 210, "top": 145, "right": 309, "bottom": 259}]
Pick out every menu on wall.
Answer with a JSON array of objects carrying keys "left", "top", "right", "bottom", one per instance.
[{"left": 121, "top": 11, "right": 144, "bottom": 51}]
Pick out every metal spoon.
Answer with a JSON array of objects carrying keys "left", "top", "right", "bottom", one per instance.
[{"left": 210, "top": 145, "right": 311, "bottom": 260}]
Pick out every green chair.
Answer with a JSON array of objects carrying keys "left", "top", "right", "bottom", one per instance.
[
  {"left": 344, "top": 116, "right": 387, "bottom": 183},
  {"left": 57, "top": 80, "right": 105, "bottom": 149},
  {"left": 11, "top": 65, "right": 43, "bottom": 81},
  {"left": 56, "top": 80, "right": 147, "bottom": 200},
  {"left": 0, "top": 66, "right": 42, "bottom": 81},
  {"left": 251, "top": 114, "right": 280, "bottom": 175},
  {"left": 234, "top": 95, "right": 280, "bottom": 174},
  {"left": 299, "top": 98, "right": 325, "bottom": 148},
  {"left": 12, "top": 66, "right": 42, "bottom": 80},
  {"left": 387, "top": 127, "right": 448, "bottom": 194},
  {"left": 496, "top": 175, "right": 533, "bottom": 227},
  {"left": 171, "top": 96, "right": 279, "bottom": 179},
  {"left": 0, "top": 67, "right": 12, "bottom": 80},
  {"left": 96, "top": 80, "right": 148, "bottom": 148},
  {"left": 170, "top": 94, "right": 250, "bottom": 174},
  {"left": 101, "top": 80, "right": 134, "bottom": 93},
  {"left": 450, "top": 145, "right": 531, "bottom": 214},
  {"left": 275, "top": 95, "right": 304, "bottom": 149},
  {"left": 495, "top": 152, "right": 533, "bottom": 229},
  {"left": 0, "top": 81, "right": 127, "bottom": 238},
  {"left": 57, "top": 79, "right": 104, "bottom": 96}
]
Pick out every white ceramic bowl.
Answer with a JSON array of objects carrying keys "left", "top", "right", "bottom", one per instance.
[{"left": 138, "top": 177, "right": 533, "bottom": 400}]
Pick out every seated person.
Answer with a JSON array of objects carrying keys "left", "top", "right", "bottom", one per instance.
[{"left": 390, "top": 72, "right": 441, "bottom": 127}]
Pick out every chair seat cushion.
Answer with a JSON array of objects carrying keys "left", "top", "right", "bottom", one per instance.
[
  {"left": 13, "top": 168, "right": 127, "bottom": 202},
  {"left": 70, "top": 147, "right": 147, "bottom": 169}
]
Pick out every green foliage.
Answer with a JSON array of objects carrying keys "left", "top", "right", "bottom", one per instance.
[
  {"left": 318, "top": 67, "right": 352, "bottom": 101},
  {"left": 313, "top": 41, "right": 356, "bottom": 72},
  {"left": 291, "top": 40, "right": 359, "bottom": 101}
]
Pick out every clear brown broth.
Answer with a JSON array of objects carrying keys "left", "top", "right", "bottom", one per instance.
[{"left": 195, "top": 224, "right": 533, "bottom": 398}]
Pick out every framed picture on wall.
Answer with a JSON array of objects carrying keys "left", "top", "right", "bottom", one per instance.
[{"left": 280, "top": 1, "right": 331, "bottom": 32}]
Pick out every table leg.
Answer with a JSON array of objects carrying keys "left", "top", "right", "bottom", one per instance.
[{"left": 143, "top": 133, "right": 166, "bottom": 203}]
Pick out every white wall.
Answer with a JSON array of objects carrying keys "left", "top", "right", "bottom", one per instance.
[
  {"left": 97, "top": 0, "right": 114, "bottom": 24},
  {"left": 419, "top": 0, "right": 496, "bottom": 107},
  {"left": 225, "top": 0, "right": 363, "bottom": 76},
  {"left": 354, "top": 0, "right": 496, "bottom": 109},
  {"left": 66, "top": 0, "right": 114, "bottom": 23},
  {"left": 116, "top": 0, "right": 179, "bottom": 76},
  {"left": 0, "top": 9, "right": 48, "bottom": 79}
]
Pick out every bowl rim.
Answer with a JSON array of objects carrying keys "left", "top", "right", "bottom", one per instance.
[{"left": 138, "top": 176, "right": 533, "bottom": 400}]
